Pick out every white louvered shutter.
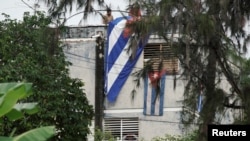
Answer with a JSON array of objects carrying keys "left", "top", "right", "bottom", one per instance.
[{"left": 103, "top": 117, "right": 139, "bottom": 141}]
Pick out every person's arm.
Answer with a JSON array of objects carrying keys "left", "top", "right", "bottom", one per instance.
[{"left": 102, "top": 15, "right": 108, "bottom": 24}]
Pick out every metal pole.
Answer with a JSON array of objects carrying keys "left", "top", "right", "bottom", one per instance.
[{"left": 95, "top": 36, "right": 104, "bottom": 132}]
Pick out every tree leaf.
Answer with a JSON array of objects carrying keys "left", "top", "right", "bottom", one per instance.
[
  {"left": 5, "top": 103, "right": 39, "bottom": 121},
  {"left": 13, "top": 126, "right": 55, "bottom": 141},
  {"left": 0, "top": 83, "right": 32, "bottom": 118},
  {"left": 0, "top": 136, "right": 13, "bottom": 141}
]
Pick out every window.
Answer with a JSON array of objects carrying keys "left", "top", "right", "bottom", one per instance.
[
  {"left": 144, "top": 43, "right": 178, "bottom": 74},
  {"left": 103, "top": 117, "right": 139, "bottom": 140}
]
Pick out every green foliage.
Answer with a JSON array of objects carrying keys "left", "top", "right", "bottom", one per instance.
[
  {"left": 151, "top": 130, "right": 198, "bottom": 141},
  {"left": 0, "top": 12, "right": 94, "bottom": 140},
  {"left": 0, "top": 126, "right": 56, "bottom": 141},
  {"left": 240, "top": 59, "right": 250, "bottom": 87},
  {"left": 0, "top": 83, "right": 34, "bottom": 119},
  {"left": 0, "top": 82, "right": 55, "bottom": 141},
  {"left": 94, "top": 129, "right": 115, "bottom": 141}
]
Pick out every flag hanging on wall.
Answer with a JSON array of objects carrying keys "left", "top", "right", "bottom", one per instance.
[
  {"left": 104, "top": 17, "right": 146, "bottom": 102},
  {"left": 143, "top": 71, "right": 166, "bottom": 116}
]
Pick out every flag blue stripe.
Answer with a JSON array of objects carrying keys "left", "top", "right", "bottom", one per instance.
[
  {"left": 198, "top": 94, "right": 202, "bottom": 113},
  {"left": 143, "top": 77, "right": 148, "bottom": 115},
  {"left": 107, "top": 41, "right": 144, "bottom": 102},
  {"left": 150, "top": 86, "right": 156, "bottom": 115},
  {"left": 159, "top": 75, "right": 166, "bottom": 116}
]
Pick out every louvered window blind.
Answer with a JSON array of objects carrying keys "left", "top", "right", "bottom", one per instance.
[
  {"left": 144, "top": 44, "right": 178, "bottom": 74},
  {"left": 103, "top": 117, "right": 139, "bottom": 140}
]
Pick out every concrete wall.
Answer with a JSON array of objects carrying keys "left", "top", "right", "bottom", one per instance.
[{"left": 63, "top": 38, "right": 97, "bottom": 107}]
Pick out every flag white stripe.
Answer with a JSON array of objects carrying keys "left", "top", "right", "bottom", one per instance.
[
  {"left": 108, "top": 19, "right": 127, "bottom": 55},
  {"left": 155, "top": 95, "right": 160, "bottom": 115},
  {"left": 107, "top": 40, "right": 130, "bottom": 94},
  {"left": 146, "top": 82, "right": 152, "bottom": 115}
]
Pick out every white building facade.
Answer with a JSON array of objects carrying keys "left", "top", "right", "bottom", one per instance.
[{"left": 62, "top": 25, "right": 232, "bottom": 141}]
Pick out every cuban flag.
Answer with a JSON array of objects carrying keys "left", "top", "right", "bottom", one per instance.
[
  {"left": 104, "top": 17, "right": 146, "bottom": 102},
  {"left": 143, "top": 71, "right": 166, "bottom": 116}
]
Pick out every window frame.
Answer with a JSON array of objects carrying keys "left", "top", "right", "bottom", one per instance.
[{"left": 144, "top": 43, "right": 179, "bottom": 74}]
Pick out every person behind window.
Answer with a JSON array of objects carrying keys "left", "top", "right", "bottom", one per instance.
[{"left": 102, "top": 8, "right": 114, "bottom": 24}]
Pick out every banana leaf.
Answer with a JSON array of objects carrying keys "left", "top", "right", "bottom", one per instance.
[
  {"left": 0, "top": 126, "right": 55, "bottom": 141},
  {"left": 0, "top": 83, "right": 33, "bottom": 118}
]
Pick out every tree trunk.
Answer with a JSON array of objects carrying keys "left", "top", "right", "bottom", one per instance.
[{"left": 198, "top": 40, "right": 217, "bottom": 141}]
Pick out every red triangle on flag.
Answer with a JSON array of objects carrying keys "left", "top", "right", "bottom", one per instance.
[{"left": 148, "top": 69, "right": 166, "bottom": 87}]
